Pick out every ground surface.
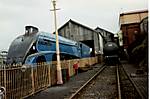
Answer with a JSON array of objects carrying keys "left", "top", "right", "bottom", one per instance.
[{"left": 27, "top": 61, "right": 148, "bottom": 99}]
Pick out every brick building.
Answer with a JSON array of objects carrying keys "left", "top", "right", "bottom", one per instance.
[{"left": 119, "top": 10, "right": 148, "bottom": 49}]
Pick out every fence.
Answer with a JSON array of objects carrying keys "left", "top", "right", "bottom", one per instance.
[{"left": 0, "top": 56, "right": 101, "bottom": 99}]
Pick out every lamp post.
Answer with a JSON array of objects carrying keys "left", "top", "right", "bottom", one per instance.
[{"left": 51, "top": 0, "right": 63, "bottom": 84}]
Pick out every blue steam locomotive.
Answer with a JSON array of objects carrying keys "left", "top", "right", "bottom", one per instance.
[{"left": 7, "top": 26, "right": 91, "bottom": 64}]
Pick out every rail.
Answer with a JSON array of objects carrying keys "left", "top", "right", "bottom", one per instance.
[
  {"left": 68, "top": 62, "right": 145, "bottom": 99},
  {"left": 68, "top": 64, "right": 106, "bottom": 99},
  {"left": 116, "top": 65, "right": 121, "bottom": 99},
  {"left": 119, "top": 64, "right": 144, "bottom": 99}
]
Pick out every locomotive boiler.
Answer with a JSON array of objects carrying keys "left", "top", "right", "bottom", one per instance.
[{"left": 103, "top": 41, "right": 119, "bottom": 65}]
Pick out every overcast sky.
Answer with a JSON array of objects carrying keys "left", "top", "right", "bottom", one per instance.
[{"left": 0, "top": 0, "right": 148, "bottom": 50}]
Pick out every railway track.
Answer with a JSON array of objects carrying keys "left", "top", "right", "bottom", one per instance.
[
  {"left": 118, "top": 64, "right": 146, "bottom": 99},
  {"left": 67, "top": 63, "right": 145, "bottom": 99}
]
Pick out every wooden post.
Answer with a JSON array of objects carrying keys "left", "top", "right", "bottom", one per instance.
[
  {"left": 68, "top": 60, "right": 70, "bottom": 78},
  {"left": 48, "top": 63, "right": 51, "bottom": 87},
  {"left": 31, "top": 67, "right": 35, "bottom": 95},
  {"left": 4, "top": 65, "right": 7, "bottom": 99}
]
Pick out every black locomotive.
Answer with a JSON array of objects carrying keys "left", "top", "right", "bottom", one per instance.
[{"left": 103, "top": 41, "right": 119, "bottom": 65}]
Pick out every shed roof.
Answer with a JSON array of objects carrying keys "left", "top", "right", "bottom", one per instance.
[
  {"left": 95, "top": 27, "right": 114, "bottom": 35},
  {"left": 58, "top": 19, "right": 98, "bottom": 33}
]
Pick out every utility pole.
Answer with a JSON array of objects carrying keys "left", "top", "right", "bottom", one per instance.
[{"left": 51, "top": 0, "right": 63, "bottom": 84}]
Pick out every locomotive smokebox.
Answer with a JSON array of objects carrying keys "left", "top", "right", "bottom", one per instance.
[
  {"left": 25, "top": 26, "right": 39, "bottom": 35},
  {"left": 103, "top": 42, "right": 119, "bottom": 56}
]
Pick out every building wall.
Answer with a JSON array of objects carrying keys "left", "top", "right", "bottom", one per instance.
[
  {"left": 121, "top": 23, "right": 140, "bottom": 48},
  {"left": 99, "top": 34, "right": 103, "bottom": 54},
  {"left": 70, "top": 22, "right": 93, "bottom": 41},
  {"left": 93, "top": 32, "right": 100, "bottom": 54},
  {"left": 117, "top": 30, "right": 123, "bottom": 47}
]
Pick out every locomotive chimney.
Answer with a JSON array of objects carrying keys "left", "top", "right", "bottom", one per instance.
[{"left": 25, "top": 26, "right": 39, "bottom": 35}]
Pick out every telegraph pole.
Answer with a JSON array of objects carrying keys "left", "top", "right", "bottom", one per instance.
[{"left": 51, "top": 0, "right": 63, "bottom": 84}]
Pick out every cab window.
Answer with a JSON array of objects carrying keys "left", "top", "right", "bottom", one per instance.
[{"left": 36, "top": 55, "right": 46, "bottom": 63}]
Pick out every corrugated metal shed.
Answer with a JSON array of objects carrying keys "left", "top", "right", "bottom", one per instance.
[{"left": 57, "top": 19, "right": 102, "bottom": 56}]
